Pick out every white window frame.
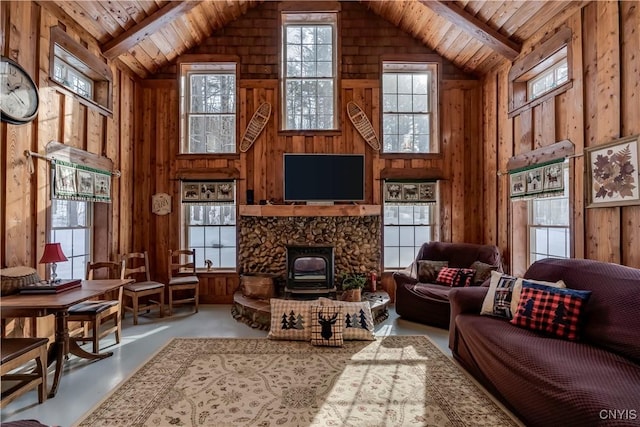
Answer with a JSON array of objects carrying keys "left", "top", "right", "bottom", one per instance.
[
  {"left": 527, "top": 53, "right": 568, "bottom": 101},
  {"left": 48, "top": 26, "right": 113, "bottom": 115},
  {"left": 50, "top": 199, "right": 92, "bottom": 280},
  {"left": 180, "top": 63, "right": 237, "bottom": 154},
  {"left": 182, "top": 182, "right": 237, "bottom": 270},
  {"left": 281, "top": 12, "right": 337, "bottom": 131},
  {"left": 383, "top": 181, "right": 439, "bottom": 270},
  {"left": 527, "top": 162, "right": 570, "bottom": 265},
  {"left": 382, "top": 62, "right": 439, "bottom": 154},
  {"left": 52, "top": 52, "right": 93, "bottom": 100}
]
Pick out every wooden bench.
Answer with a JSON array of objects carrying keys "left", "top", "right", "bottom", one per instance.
[{"left": 1, "top": 338, "right": 48, "bottom": 408}]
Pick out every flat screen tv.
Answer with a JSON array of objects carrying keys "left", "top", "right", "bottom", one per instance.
[{"left": 284, "top": 154, "right": 365, "bottom": 202}]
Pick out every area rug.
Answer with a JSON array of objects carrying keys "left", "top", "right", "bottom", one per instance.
[{"left": 74, "top": 336, "right": 521, "bottom": 427}]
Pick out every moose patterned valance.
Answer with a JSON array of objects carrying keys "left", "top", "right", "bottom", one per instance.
[
  {"left": 508, "top": 159, "right": 566, "bottom": 200},
  {"left": 383, "top": 181, "right": 437, "bottom": 204},
  {"left": 181, "top": 180, "right": 236, "bottom": 204},
  {"left": 53, "top": 160, "right": 112, "bottom": 203}
]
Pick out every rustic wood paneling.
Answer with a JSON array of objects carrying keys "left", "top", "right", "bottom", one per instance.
[
  {"left": 585, "top": 1, "right": 621, "bottom": 264},
  {"left": 481, "top": 2, "right": 639, "bottom": 270},
  {"left": 482, "top": 70, "right": 498, "bottom": 245},
  {"left": 1, "top": 4, "right": 138, "bottom": 338},
  {"left": 620, "top": 1, "right": 640, "bottom": 268}
]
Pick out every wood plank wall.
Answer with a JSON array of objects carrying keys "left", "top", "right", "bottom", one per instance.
[
  {"left": 138, "top": 1, "right": 481, "bottom": 303},
  {"left": 482, "top": 1, "right": 640, "bottom": 274},
  {"left": 1, "top": 2, "right": 137, "bottom": 335}
]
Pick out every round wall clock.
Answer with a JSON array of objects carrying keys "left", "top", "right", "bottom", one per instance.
[{"left": 1, "top": 56, "right": 40, "bottom": 125}]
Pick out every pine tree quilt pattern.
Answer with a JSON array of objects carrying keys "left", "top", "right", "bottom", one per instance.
[
  {"left": 268, "top": 299, "right": 313, "bottom": 341},
  {"left": 319, "top": 298, "right": 375, "bottom": 341},
  {"left": 511, "top": 282, "right": 592, "bottom": 341}
]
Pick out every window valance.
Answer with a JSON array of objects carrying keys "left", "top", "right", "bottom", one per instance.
[
  {"left": 508, "top": 158, "right": 565, "bottom": 200},
  {"left": 383, "top": 181, "right": 437, "bottom": 203},
  {"left": 181, "top": 180, "right": 235, "bottom": 204},
  {"left": 52, "top": 160, "right": 112, "bottom": 203}
]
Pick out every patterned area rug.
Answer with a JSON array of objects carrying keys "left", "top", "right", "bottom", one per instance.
[{"left": 75, "top": 336, "right": 520, "bottom": 427}]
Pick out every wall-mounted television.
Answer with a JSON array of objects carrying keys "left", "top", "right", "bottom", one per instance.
[{"left": 283, "top": 154, "right": 365, "bottom": 202}]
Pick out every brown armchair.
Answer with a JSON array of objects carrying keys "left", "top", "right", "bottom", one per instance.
[{"left": 393, "top": 241, "right": 502, "bottom": 328}]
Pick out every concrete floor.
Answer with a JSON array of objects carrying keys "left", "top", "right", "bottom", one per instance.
[{"left": 0, "top": 304, "right": 450, "bottom": 426}]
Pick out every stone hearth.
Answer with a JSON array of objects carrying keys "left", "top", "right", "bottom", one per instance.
[{"left": 238, "top": 215, "right": 381, "bottom": 279}]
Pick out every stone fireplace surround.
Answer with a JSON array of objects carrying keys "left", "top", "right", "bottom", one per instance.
[{"left": 238, "top": 215, "right": 381, "bottom": 288}]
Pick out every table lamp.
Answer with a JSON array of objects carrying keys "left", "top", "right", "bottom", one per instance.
[{"left": 39, "top": 243, "right": 68, "bottom": 284}]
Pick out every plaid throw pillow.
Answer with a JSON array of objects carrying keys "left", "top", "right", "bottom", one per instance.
[
  {"left": 511, "top": 281, "right": 592, "bottom": 341},
  {"left": 481, "top": 271, "right": 566, "bottom": 319},
  {"left": 435, "top": 267, "right": 476, "bottom": 287},
  {"left": 267, "top": 299, "right": 313, "bottom": 341},
  {"left": 311, "top": 305, "right": 344, "bottom": 347}
]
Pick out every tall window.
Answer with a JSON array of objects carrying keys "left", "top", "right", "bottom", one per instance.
[
  {"left": 528, "top": 162, "right": 570, "bottom": 264},
  {"left": 383, "top": 181, "right": 438, "bottom": 269},
  {"left": 282, "top": 12, "right": 337, "bottom": 130},
  {"left": 382, "top": 62, "right": 439, "bottom": 153},
  {"left": 180, "top": 63, "right": 237, "bottom": 153},
  {"left": 50, "top": 199, "right": 92, "bottom": 279},
  {"left": 182, "top": 181, "right": 237, "bottom": 269}
]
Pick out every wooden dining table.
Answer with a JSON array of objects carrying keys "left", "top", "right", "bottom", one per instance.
[{"left": 0, "top": 279, "right": 133, "bottom": 398}]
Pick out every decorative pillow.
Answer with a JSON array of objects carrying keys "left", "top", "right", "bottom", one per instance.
[
  {"left": 267, "top": 299, "right": 313, "bottom": 341},
  {"left": 480, "top": 271, "right": 566, "bottom": 318},
  {"left": 417, "top": 260, "right": 449, "bottom": 283},
  {"left": 510, "top": 277, "right": 566, "bottom": 316},
  {"left": 469, "top": 261, "right": 499, "bottom": 285},
  {"left": 319, "top": 298, "right": 375, "bottom": 341},
  {"left": 511, "top": 281, "right": 592, "bottom": 341},
  {"left": 311, "top": 305, "right": 344, "bottom": 347},
  {"left": 435, "top": 267, "right": 476, "bottom": 287}
]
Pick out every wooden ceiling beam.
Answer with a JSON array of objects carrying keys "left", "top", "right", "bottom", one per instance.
[
  {"left": 101, "top": 0, "right": 202, "bottom": 60},
  {"left": 418, "top": 0, "right": 521, "bottom": 61}
]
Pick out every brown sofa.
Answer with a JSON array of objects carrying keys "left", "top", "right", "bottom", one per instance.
[
  {"left": 449, "top": 258, "right": 640, "bottom": 427},
  {"left": 393, "top": 241, "right": 503, "bottom": 328}
]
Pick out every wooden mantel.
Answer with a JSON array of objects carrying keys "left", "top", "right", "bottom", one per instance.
[{"left": 239, "top": 204, "right": 381, "bottom": 217}]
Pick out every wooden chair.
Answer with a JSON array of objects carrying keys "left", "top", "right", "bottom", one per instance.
[
  {"left": 1, "top": 337, "right": 48, "bottom": 408},
  {"left": 120, "top": 252, "right": 165, "bottom": 325},
  {"left": 167, "top": 249, "right": 199, "bottom": 316},
  {"left": 67, "top": 261, "right": 124, "bottom": 353}
]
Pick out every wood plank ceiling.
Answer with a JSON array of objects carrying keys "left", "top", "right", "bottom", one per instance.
[{"left": 43, "top": 0, "right": 587, "bottom": 78}]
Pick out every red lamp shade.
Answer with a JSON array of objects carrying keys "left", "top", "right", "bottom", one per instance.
[{"left": 39, "top": 243, "right": 68, "bottom": 264}]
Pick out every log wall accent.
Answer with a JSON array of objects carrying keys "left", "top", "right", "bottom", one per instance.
[{"left": 481, "top": 1, "right": 640, "bottom": 273}]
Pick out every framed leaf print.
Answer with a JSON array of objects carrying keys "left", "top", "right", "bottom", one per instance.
[{"left": 586, "top": 134, "right": 640, "bottom": 207}]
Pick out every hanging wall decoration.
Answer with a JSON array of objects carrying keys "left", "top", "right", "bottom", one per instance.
[
  {"left": 52, "top": 160, "right": 112, "bottom": 203},
  {"left": 585, "top": 134, "right": 640, "bottom": 208},
  {"left": 347, "top": 101, "right": 380, "bottom": 151},
  {"left": 152, "top": 193, "right": 172, "bottom": 215},
  {"left": 181, "top": 181, "right": 236, "bottom": 203},
  {"left": 509, "top": 159, "right": 565, "bottom": 200},
  {"left": 239, "top": 102, "right": 271, "bottom": 153},
  {"left": 384, "top": 182, "right": 436, "bottom": 203}
]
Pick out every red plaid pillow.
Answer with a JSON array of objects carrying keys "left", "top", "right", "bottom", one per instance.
[
  {"left": 435, "top": 267, "right": 476, "bottom": 287},
  {"left": 511, "top": 281, "right": 592, "bottom": 341}
]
